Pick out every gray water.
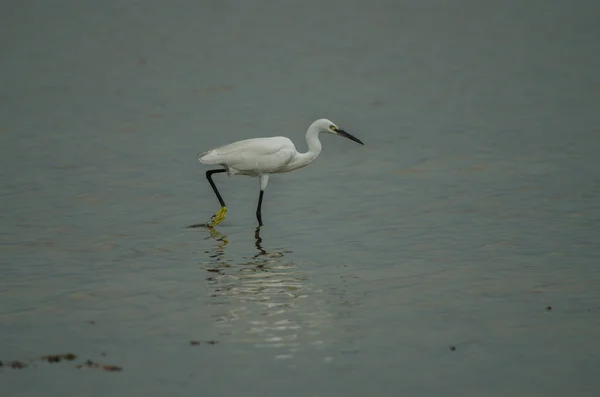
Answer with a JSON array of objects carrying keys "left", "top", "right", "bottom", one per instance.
[{"left": 2, "top": 0, "right": 600, "bottom": 396}]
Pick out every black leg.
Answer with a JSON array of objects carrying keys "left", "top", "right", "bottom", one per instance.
[
  {"left": 256, "top": 190, "right": 264, "bottom": 226},
  {"left": 205, "top": 169, "right": 229, "bottom": 227},
  {"left": 206, "top": 169, "right": 227, "bottom": 207}
]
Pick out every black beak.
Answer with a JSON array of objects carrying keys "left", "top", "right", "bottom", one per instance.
[{"left": 337, "top": 129, "right": 364, "bottom": 145}]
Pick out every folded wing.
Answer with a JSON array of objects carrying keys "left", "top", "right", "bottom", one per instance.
[{"left": 199, "top": 137, "right": 297, "bottom": 175}]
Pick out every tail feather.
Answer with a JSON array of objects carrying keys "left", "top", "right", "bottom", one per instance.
[{"left": 198, "top": 150, "right": 212, "bottom": 164}]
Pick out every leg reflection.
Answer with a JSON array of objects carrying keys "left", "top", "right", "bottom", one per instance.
[
  {"left": 200, "top": 228, "right": 331, "bottom": 356},
  {"left": 254, "top": 226, "right": 267, "bottom": 258},
  {"left": 206, "top": 227, "right": 229, "bottom": 266}
]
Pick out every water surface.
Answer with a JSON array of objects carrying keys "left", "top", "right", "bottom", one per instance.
[{"left": 1, "top": 1, "right": 600, "bottom": 396}]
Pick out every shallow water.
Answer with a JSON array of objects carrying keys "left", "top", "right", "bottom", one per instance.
[{"left": 2, "top": 0, "right": 600, "bottom": 396}]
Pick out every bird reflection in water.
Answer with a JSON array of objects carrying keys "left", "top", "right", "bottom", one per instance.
[{"left": 202, "top": 227, "right": 331, "bottom": 358}]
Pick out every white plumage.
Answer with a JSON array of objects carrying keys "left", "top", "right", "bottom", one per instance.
[
  {"left": 198, "top": 118, "right": 364, "bottom": 227},
  {"left": 199, "top": 137, "right": 297, "bottom": 176}
]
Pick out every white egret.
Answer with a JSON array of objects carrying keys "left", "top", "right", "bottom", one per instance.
[{"left": 198, "top": 118, "right": 364, "bottom": 227}]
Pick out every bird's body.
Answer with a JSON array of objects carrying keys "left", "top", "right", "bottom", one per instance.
[
  {"left": 199, "top": 136, "right": 299, "bottom": 176},
  {"left": 198, "top": 118, "right": 363, "bottom": 227}
]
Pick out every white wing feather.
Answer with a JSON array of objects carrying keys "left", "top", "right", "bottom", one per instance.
[{"left": 199, "top": 137, "right": 297, "bottom": 175}]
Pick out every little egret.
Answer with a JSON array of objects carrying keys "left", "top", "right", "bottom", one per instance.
[{"left": 198, "top": 118, "right": 364, "bottom": 227}]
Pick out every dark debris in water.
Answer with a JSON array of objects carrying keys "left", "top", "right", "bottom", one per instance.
[
  {"left": 450, "top": 345, "right": 457, "bottom": 351},
  {"left": 1, "top": 353, "right": 121, "bottom": 373},
  {"left": 190, "top": 340, "right": 218, "bottom": 346},
  {"left": 546, "top": 305, "right": 553, "bottom": 311},
  {"left": 42, "top": 353, "right": 78, "bottom": 363},
  {"left": 7, "top": 360, "right": 28, "bottom": 369},
  {"left": 76, "top": 359, "right": 122, "bottom": 372}
]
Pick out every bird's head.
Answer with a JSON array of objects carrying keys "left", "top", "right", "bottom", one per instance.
[{"left": 314, "top": 118, "right": 364, "bottom": 145}]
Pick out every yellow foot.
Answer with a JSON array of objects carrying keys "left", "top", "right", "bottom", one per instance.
[{"left": 209, "top": 206, "right": 227, "bottom": 227}]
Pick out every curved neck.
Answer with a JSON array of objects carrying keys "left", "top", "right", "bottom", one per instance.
[
  {"left": 303, "top": 123, "right": 323, "bottom": 159},
  {"left": 284, "top": 122, "right": 323, "bottom": 171}
]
